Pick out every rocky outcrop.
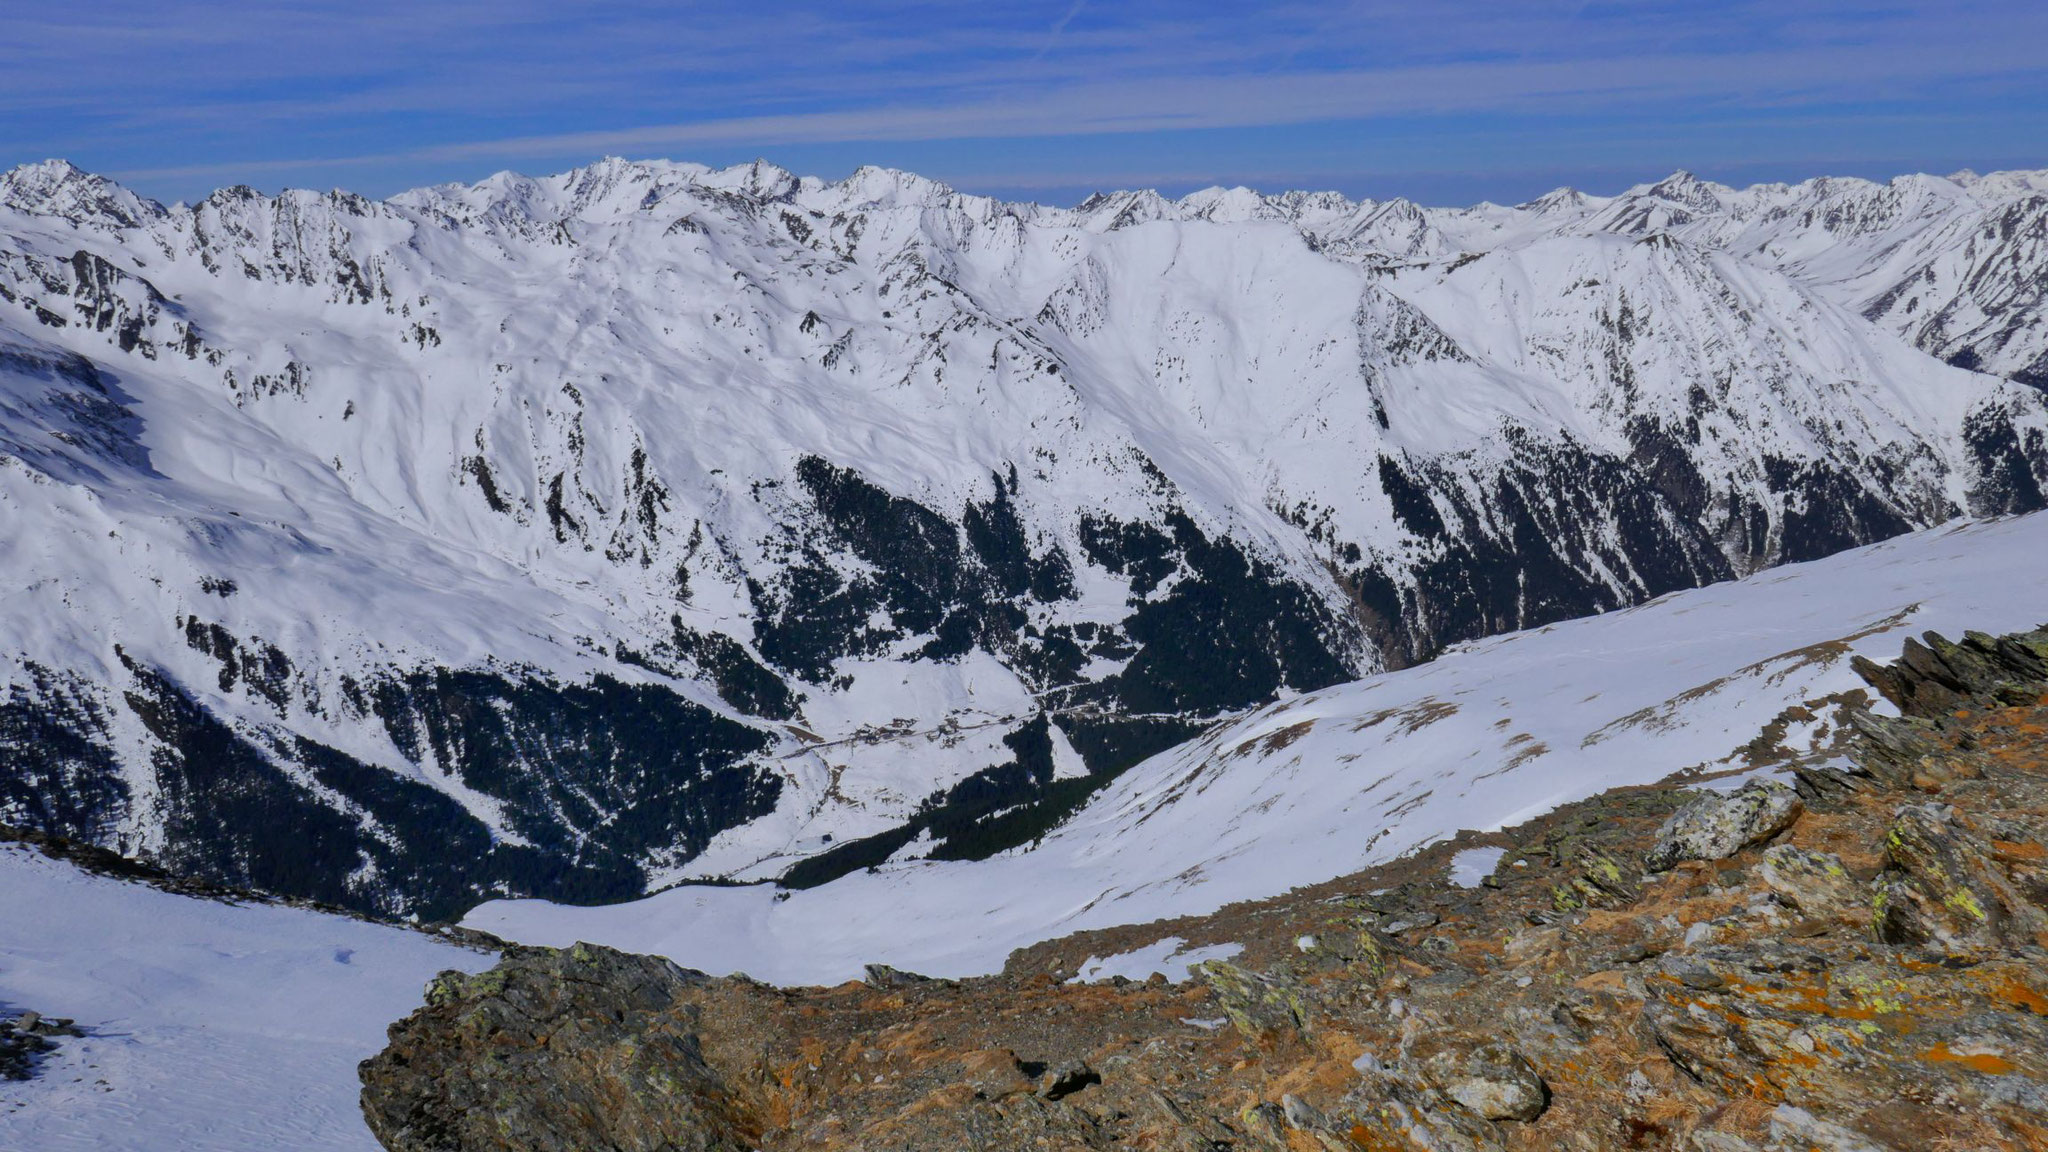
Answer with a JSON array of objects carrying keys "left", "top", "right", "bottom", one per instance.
[
  {"left": 0, "top": 1009, "right": 81, "bottom": 1081},
  {"left": 1424, "top": 1042, "right": 1549, "bottom": 1122},
  {"left": 1850, "top": 627, "right": 2048, "bottom": 719},
  {"left": 1644, "top": 781, "right": 1803, "bottom": 871},
  {"left": 1192, "top": 958, "right": 1309, "bottom": 1044},
  {"left": 1874, "top": 802, "right": 2048, "bottom": 961},
  {"left": 361, "top": 628, "right": 2048, "bottom": 1151},
  {"left": 1753, "top": 844, "right": 1864, "bottom": 925},
  {"left": 361, "top": 945, "right": 754, "bottom": 1152}
]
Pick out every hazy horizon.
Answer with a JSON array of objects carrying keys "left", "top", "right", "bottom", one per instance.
[{"left": 14, "top": 152, "right": 2046, "bottom": 215}]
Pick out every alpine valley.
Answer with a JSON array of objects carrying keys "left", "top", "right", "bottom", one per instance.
[{"left": 3, "top": 156, "right": 2047, "bottom": 923}]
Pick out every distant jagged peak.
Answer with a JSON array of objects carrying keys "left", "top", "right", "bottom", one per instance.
[
  {"left": 556, "top": 154, "right": 667, "bottom": 204},
  {"left": 833, "top": 164, "right": 956, "bottom": 208},
  {"left": 1172, "top": 185, "right": 1288, "bottom": 223},
  {"left": 1359, "top": 195, "right": 1429, "bottom": 224},
  {"left": 0, "top": 158, "right": 163, "bottom": 229},
  {"left": 541, "top": 156, "right": 739, "bottom": 219},
  {"left": 1884, "top": 170, "right": 1967, "bottom": 195},
  {"left": 197, "top": 181, "right": 268, "bottom": 206},
  {"left": 188, "top": 180, "right": 384, "bottom": 218},
  {"left": 1072, "top": 187, "right": 1173, "bottom": 231},
  {"left": 1299, "top": 195, "right": 1460, "bottom": 263},
  {"left": 1787, "top": 172, "right": 1966, "bottom": 208},
  {"left": 1791, "top": 173, "right": 1867, "bottom": 197},
  {"left": 386, "top": 167, "right": 554, "bottom": 223},
  {"left": 1516, "top": 186, "right": 1594, "bottom": 214},
  {"left": 693, "top": 157, "right": 802, "bottom": 202},
  {"left": 2, "top": 157, "right": 94, "bottom": 190},
  {"left": 383, "top": 158, "right": 700, "bottom": 229},
  {"left": 1639, "top": 169, "right": 1733, "bottom": 211},
  {"left": 1950, "top": 167, "right": 2048, "bottom": 201},
  {"left": 1266, "top": 188, "right": 1357, "bottom": 216}
]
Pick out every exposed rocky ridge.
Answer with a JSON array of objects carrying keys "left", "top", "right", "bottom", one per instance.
[
  {"left": 3, "top": 158, "right": 2047, "bottom": 920},
  {"left": 360, "top": 628, "right": 2048, "bottom": 1150}
]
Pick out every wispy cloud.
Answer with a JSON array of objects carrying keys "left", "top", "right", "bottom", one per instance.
[
  {"left": 11, "top": 1, "right": 2048, "bottom": 202},
  {"left": 1029, "top": 0, "right": 1091, "bottom": 63}
]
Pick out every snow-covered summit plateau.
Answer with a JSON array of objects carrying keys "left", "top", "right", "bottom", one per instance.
[{"left": 1, "top": 157, "right": 2045, "bottom": 918}]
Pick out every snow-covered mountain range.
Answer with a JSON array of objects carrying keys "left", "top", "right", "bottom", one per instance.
[{"left": 1, "top": 157, "right": 2044, "bottom": 918}]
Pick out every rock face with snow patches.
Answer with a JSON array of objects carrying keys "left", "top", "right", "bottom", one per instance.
[{"left": 0, "top": 157, "right": 2044, "bottom": 918}]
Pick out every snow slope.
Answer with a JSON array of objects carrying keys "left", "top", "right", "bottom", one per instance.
[
  {"left": 1, "top": 157, "right": 2045, "bottom": 918},
  {"left": 0, "top": 843, "right": 491, "bottom": 1151},
  {"left": 471, "top": 511, "right": 2048, "bottom": 985}
]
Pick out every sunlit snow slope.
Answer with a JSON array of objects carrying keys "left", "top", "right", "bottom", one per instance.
[
  {"left": 471, "top": 512, "right": 2048, "bottom": 984},
  {"left": 0, "top": 842, "right": 491, "bottom": 1151},
  {"left": 2, "top": 157, "right": 2045, "bottom": 917}
]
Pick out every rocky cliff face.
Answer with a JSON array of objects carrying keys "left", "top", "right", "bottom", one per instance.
[
  {"left": 361, "top": 628, "right": 2048, "bottom": 1151},
  {"left": 3, "top": 158, "right": 2047, "bottom": 919}
]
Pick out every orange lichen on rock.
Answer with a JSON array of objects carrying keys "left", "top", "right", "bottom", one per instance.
[{"left": 1921, "top": 1042, "right": 2017, "bottom": 1076}]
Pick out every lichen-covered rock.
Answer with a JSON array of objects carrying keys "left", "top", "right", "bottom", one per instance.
[
  {"left": 1766, "top": 1104, "right": 1895, "bottom": 1152},
  {"left": 1549, "top": 845, "right": 1642, "bottom": 913},
  {"left": 1645, "top": 781, "right": 1803, "bottom": 872},
  {"left": 1838, "top": 709, "right": 1946, "bottom": 790},
  {"left": 1424, "top": 1042, "right": 1549, "bottom": 1122},
  {"left": 1641, "top": 932, "right": 2048, "bottom": 1142},
  {"left": 1756, "top": 845, "right": 1864, "bottom": 924},
  {"left": 1683, "top": 1106, "right": 1899, "bottom": 1152},
  {"left": 360, "top": 943, "right": 753, "bottom": 1152},
  {"left": 1193, "top": 959, "right": 1308, "bottom": 1044},
  {"left": 1872, "top": 803, "right": 2046, "bottom": 960},
  {"left": 853, "top": 1090, "right": 1114, "bottom": 1150},
  {"left": 1236, "top": 1100, "right": 1290, "bottom": 1148},
  {"left": 1641, "top": 945, "right": 1823, "bottom": 1098},
  {"left": 1336, "top": 1063, "right": 1507, "bottom": 1152}
]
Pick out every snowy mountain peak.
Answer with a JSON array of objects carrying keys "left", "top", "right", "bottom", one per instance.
[
  {"left": 1174, "top": 185, "right": 1287, "bottom": 223},
  {"left": 0, "top": 158, "right": 163, "bottom": 229},
  {"left": 1515, "top": 186, "right": 1594, "bottom": 214},
  {"left": 1, "top": 157, "right": 89, "bottom": 191},
  {"left": 1642, "top": 169, "right": 1728, "bottom": 208},
  {"left": 837, "top": 164, "right": 956, "bottom": 207},
  {"left": 691, "top": 156, "right": 801, "bottom": 202}
]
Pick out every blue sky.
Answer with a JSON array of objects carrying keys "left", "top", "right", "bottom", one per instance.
[{"left": 6, "top": 1, "right": 2047, "bottom": 206}]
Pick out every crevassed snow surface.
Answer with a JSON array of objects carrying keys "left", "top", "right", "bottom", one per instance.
[
  {"left": 471, "top": 513, "right": 2048, "bottom": 985},
  {"left": 0, "top": 845, "right": 491, "bottom": 1151}
]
